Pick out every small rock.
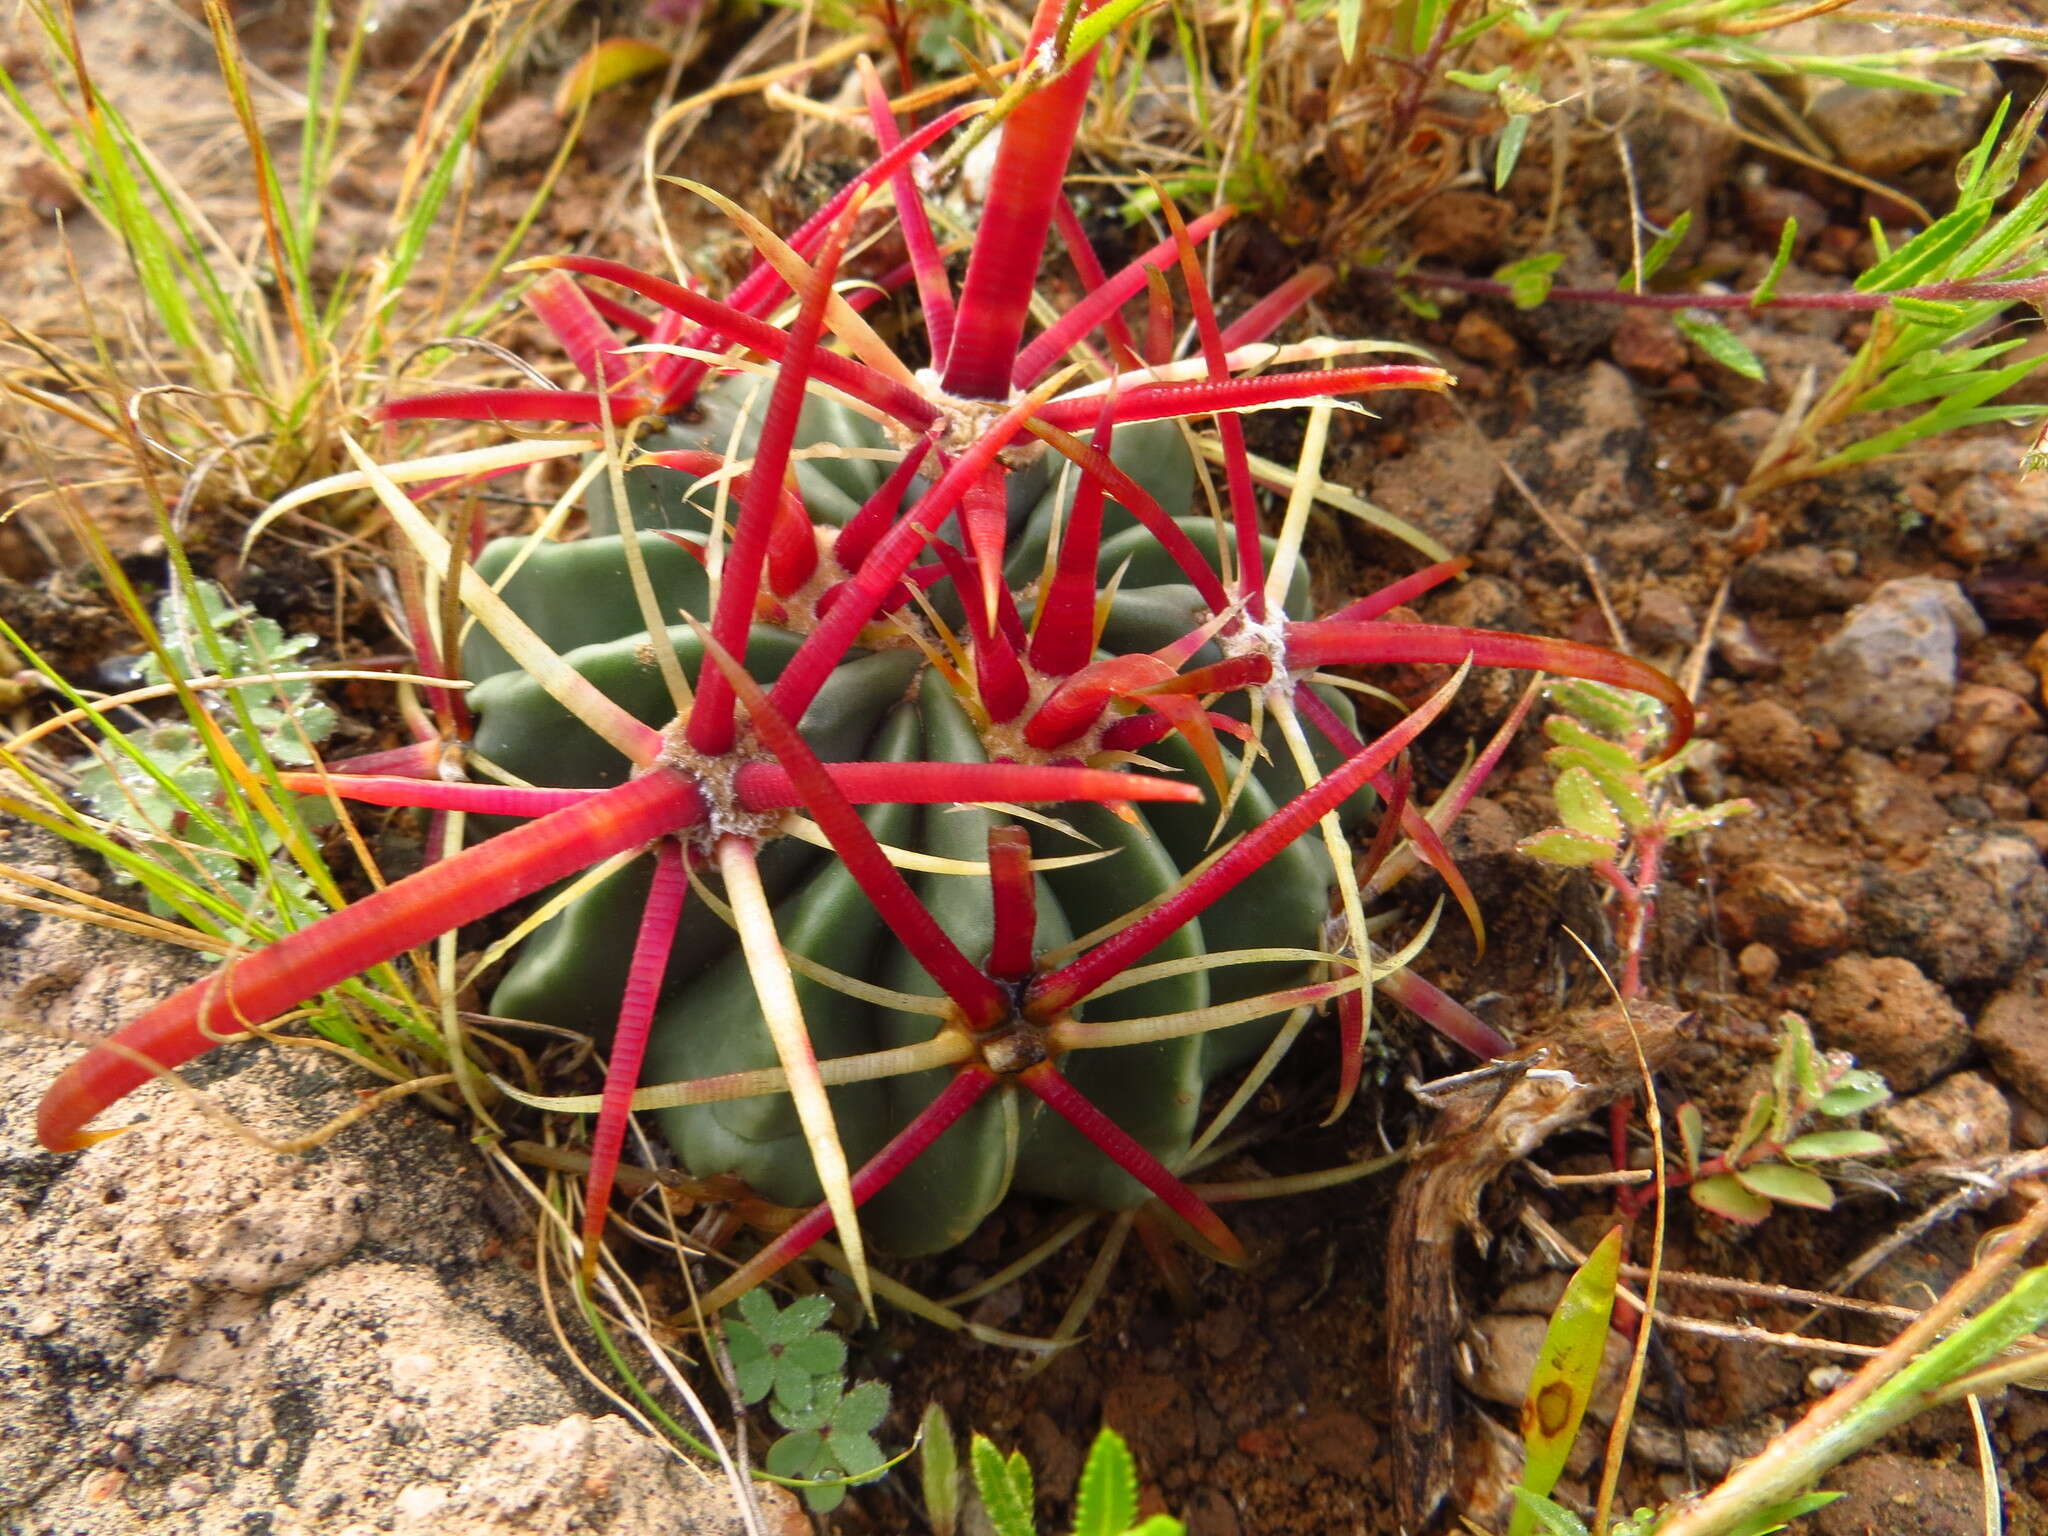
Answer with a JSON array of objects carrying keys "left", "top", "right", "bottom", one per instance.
[
  {"left": 1939, "top": 684, "right": 2041, "bottom": 775},
  {"left": 1806, "top": 578, "right": 1979, "bottom": 749},
  {"left": 1464, "top": 1313, "right": 1631, "bottom": 1423},
  {"left": 1805, "top": 59, "right": 2001, "bottom": 178},
  {"left": 14, "top": 156, "right": 79, "bottom": 220},
  {"left": 1861, "top": 831, "right": 2048, "bottom": 987},
  {"left": 1508, "top": 215, "right": 1624, "bottom": 365},
  {"left": 1840, "top": 749, "right": 1953, "bottom": 849},
  {"left": 1803, "top": 953, "right": 1968, "bottom": 1092},
  {"left": 1610, "top": 309, "right": 1687, "bottom": 380},
  {"left": 480, "top": 95, "right": 561, "bottom": 171},
  {"left": 1407, "top": 190, "right": 1516, "bottom": 267},
  {"left": 1876, "top": 1071, "right": 2011, "bottom": 1162},
  {"left": 1295, "top": 1411, "right": 1378, "bottom": 1482},
  {"left": 1975, "top": 986, "right": 2048, "bottom": 1114},
  {"left": 1936, "top": 465, "right": 2048, "bottom": 563},
  {"left": 1716, "top": 862, "right": 1851, "bottom": 957},
  {"left": 1632, "top": 586, "right": 1697, "bottom": 650},
  {"left": 1813, "top": 1452, "right": 1987, "bottom": 1536},
  {"left": 1717, "top": 700, "right": 1814, "bottom": 782},
  {"left": 1732, "top": 545, "right": 1865, "bottom": 617},
  {"left": 2009, "top": 734, "right": 2048, "bottom": 786},
  {"left": 1737, "top": 942, "right": 1780, "bottom": 990},
  {"left": 1714, "top": 613, "right": 1779, "bottom": 678},
  {"left": 1367, "top": 418, "right": 1503, "bottom": 555},
  {"left": 1451, "top": 310, "right": 1519, "bottom": 368}
]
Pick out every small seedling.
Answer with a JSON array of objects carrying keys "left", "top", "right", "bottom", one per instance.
[
  {"left": 1657, "top": 1013, "right": 1890, "bottom": 1227},
  {"left": 971, "top": 1421, "right": 1184, "bottom": 1536},
  {"left": 1519, "top": 679, "right": 1751, "bottom": 1001},
  {"left": 724, "top": 1288, "right": 892, "bottom": 1512},
  {"left": 1509, "top": 1228, "right": 1623, "bottom": 1536}
]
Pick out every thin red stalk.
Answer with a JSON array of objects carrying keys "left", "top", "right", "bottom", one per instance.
[
  {"left": 832, "top": 438, "right": 930, "bottom": 571},
  {"left": 1135, "top": 654, "right": 1273, "bottom": 696},
  {"left": 987, "top": 826, "right": 1036, "bottom": 981},
  {"left": 37, "top": 769, "right": 708, "bottom": 1151},
  {"left": 513, "top": 256, "right": 937, "bottom": 430},
  {"left": 1027, "top": 423, "right": 1231, "bottom": 612},
  {"left": 1029, "top": 669, "right": 1461, "bottom": 1015},
  {"left": 1290, "top": 682, "right": 1479, "bottom": 946},
  {"left": 581, "top": 838, "right": 688, "bottom": 1270},
  {"left": 730, "top": 760, "right": 1201, "bottom": 808},
  {"left": 693, "top": 631, "right": 1010, "bottom": 1027},
  {"left": 1097, "top": 709, "right": 1255, "bottom": 753},
  {"left": 660, "top": 104, "right": 977, "bottom": 405},
  {"left": 527, "top": 271, "right": 643, "bottom": 398},
  {"left": 940, "top": 0, "right": 1106, "bottom": 399},
  {"left": 1373, "top": 264, "right": 2048, "bottom": 313},
  {"left": 700, "top": 1067, "right": 997, "bottom": 1310},
  {"left": 771, "top": 382, "right": 1057, "bottom": 725},
  {"left": 1377, "top": 965, "right": 1510, "bottom": 1059},
  {"left": 1016, "top": 1063, "right": 1244, "bottom": 1262},
  {"left": 1142, "top": 267, "right": 1174, "bottom": 368},
  {"left": 933, "top": 541, "right": 1029, "bottom": 723},
  {"left": 1285, "top": 621, "right": 1694, "bottom": 758},
  {"left": 1216, "top": 264, "right": 1334, "bottom": 351},
  {"left": 1011, "top": 206, "right": 1236, "bottom": 387},
  {"left": 1051, "top": 196, "right": 1137, "bottom": 359},
  {"left": 584, "top": 288, "right": 660, "bottom": 340},
  {"left": 1029, "top": 398, "right": 1115, "bottom": 675},
  {"left": 323, "top": 739, "right": 444, "bottom": 778},
  {"left": 374, "top": 387, "right": 645, "bottom": 427},
  {"left": 1322, "top": 556, "right": 1471, "bottom": 625},
  {"left": 1034, "top": 364, "right": 1450, "bottom": 432},
  {"left": 811, "top": 558, "right": 947, "bottom": 620},
  {"left": 276, "top": 772, "right": 596, "bottom": 817},
  {"left": 861, "top": 58, "right": 955, "bottom": 362},
  {"left": 689, "top": 209, "right": 849, "bottom": 757},
  {"left": 1334, "top": 988, "right": 1366, "bottom": 1117},
  {"left": 1356, "top": 755, "right": 1413, "bottom": 887},
  {"left": 1160, "top": 194, "right": 1264, "bottom": 618}
]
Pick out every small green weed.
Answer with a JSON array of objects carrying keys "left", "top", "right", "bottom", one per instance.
[
  {"left": 969, "top": 1420, "right": 1185, "bottom": 1536},
  {"left": 724, "top": 1289, "right": 893, "bottom": 1512}
]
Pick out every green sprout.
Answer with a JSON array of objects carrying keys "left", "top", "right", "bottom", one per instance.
[
  {"left": 968, "top": 1421, "right": 1186, "bottom": 1536},
  {"left": 724, "top": 1289, "right": 892, "bottom": 1512}
]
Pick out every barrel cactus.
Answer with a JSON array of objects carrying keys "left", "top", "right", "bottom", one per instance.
[{"left": 36, "top": 0, "right": 1690, "bottom": 1313}]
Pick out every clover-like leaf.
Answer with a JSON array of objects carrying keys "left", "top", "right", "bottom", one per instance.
[
  {"left": 1735, "top": 1162, "right": 1835, "bottom": 1210},
  {"left": 1554, "top": 765, "right": 1624, "bottom": 842},
  {"left": 1783, "top": 1130, "right": 1889, "bottom": 1163},
  {"left": 1519, "top": 828, "right": 1616, "bottom": 869},
  {"left": 770, "top": 1375, "right": 838, "bottom": 1433},
  {"left": 828, "top": 1426, "right": 887, "bottom": 1480},
  {"left": 724, "top": 1322, "right": 774, "bottom": 1404},
  {"left": 766, "top": 1291, "right": 835, "bottom": 1345},
  {"left": 782, "top": 1328, "right": 847, "bottom": 1378},
  {"left": 833, "top": 1379, "right": 891, "bottom": 1437},
  {"left": 1691, "top": 1172, "right": 1773, "bottom": 1224}
]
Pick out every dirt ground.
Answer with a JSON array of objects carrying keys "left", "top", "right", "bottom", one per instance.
[{"left": 4, "top": 3, "right": 2048, "bottom": 1534}]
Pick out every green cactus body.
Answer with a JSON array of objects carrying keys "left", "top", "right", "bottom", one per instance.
[{"left": 464, "top": 410, "right": 1364, "bottom": 1254}]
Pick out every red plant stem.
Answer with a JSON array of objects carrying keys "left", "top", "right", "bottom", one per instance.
[
  {"left": 584, "top": 288, "right": 659, "bottom": 340},
  {"left": 581, "top": 838, "right": 688, "bottom": 1269},
  {"left": 729, "top": 760, "right": 1201, "bottom": 809},
  {"left": 1356, "top": 754, "right": 1413, "bottom": 887},
  {"left": 832, "top": 439, "right": 930, "bottom": 572},
  {"left": 1161, "top": 194, "right": 1265, "bottom": 619},
  {"left": 690, "top": 211, "right": 848, "bottom": 757},
  {"left": 375, "top": 388, "right": 648, "bottom": 427},
  {"left": 1217, "top": 264, "right": 1334, "bottom": 351},
  {"left": 527, "top": 271, "right": 644, "bottom": 398},
  {"left": 862, "top": 59, "right": 955, "bottom": 363},
  {"left": 701, "top": 1067, "right": 998, "bottom": 1309},
  {"left": 1034, "top": 364, "right": 1450, "bottom": 431},
  {"left": 1030, "top": 398, "right": 1115, "bottom": 676},
  {"left": 37, "top": 768, "right": 709, "bottom": 1151},
  {"left": 1285, "top": 621, "right": 1694, "bottom": 757},
  {"left": 1377, "top": 965, "right": 1511, "bottom": 1060},
  {"left": 1011, "top": 206, "right": 1236, "bottom": 387},
  {"left": 1321, "top": 556, "right": 1471, "bottom": 624},
  {"left": 986, "top": 826, "right": 1036, "bottom": 981},
  {"left": 693, "top": 632, "right": 1010, "bottom": 1028},
  {"left": 1137, "top": 654, "right": 1273, "bottom": 696},
  {"left": 322, "top": 739, "right": 446, "bottom": 778},
  {"left": 1097, "top": 709, "right": 1255, "bottom": 753},
  {"left": 941, "top": 0, "right": 1106, "bottom": 399},
  {"left": 1143, "top": 267, "right": 1174, "bottom": 368},
  {"left": 1376, "top": 264, "right": 2048, "bottom": 314},
  {"left": 1595, "top": 830, "right": 1663, "bottom": 1001},
  {"left": 275, "top": 773, "right": 597, "bottom": 817},
  {"left": 1027, "top": 425, "right": 1232, "bottom": 613},
  {"left": 1016, "top": 1062, "right": 1244, "bottom": 1262},
  {"left": 1051, "top": 196, "right": 1137, "bottom": 360},
  {"left": 510, "top": 256, "right": 937, "bottom": 430},
  {"left": 1335, "top": 989, "right": 1366, "bottom": 1117},
  {"left": 1030, "top": 668, "right": 1461, "bottom": 1015},
  {"left": 658, "top": 104, "right": 976, "bottom": 405}
]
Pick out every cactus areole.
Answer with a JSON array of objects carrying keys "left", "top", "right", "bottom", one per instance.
[{"left": 36, "top": 0, "right": 1692, "bottom": 1298}]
